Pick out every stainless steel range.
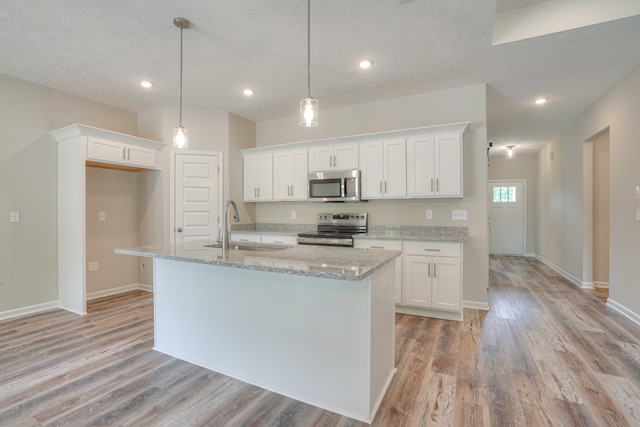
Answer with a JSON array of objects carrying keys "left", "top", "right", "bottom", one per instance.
[{"left": 297, "top": 213, "right": 368, "bottom": 247}]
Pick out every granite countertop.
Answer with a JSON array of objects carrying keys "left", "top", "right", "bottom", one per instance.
[
  {"left": 354, "top": 225, "right": 468, "bottom": 242},
  {"left": 116, "top": 242, "right": 400, "bottom": 282},
  {"left": 231, "top": 223, "right": 468, "bottom": 242}
]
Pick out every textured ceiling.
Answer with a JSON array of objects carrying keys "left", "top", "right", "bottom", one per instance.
[{"left": 1, "top": 0, "right": 640, "bottom": 156}]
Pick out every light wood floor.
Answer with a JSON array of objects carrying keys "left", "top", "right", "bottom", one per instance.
[{"left": 1, "top": 256, "right": 639, "bottom": 426}]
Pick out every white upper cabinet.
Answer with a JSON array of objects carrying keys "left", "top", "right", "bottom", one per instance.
[
  {"left": 274, "top": 150, "right": 308, "bottom": 201},
  {"left": 359, "top": 139, "right": 406, "bottom": 199},
  {"left": 308, "top": 143, "right": 358, "bottom": 172},
  {"left": 406, "top": 130, "right": 464, "bottom": 198},
  {"left": 87, "top": 136, "right": 159, "bottom": 170},
  {"left": 244, "top": 153, "right": 273, "bottom": 202}
]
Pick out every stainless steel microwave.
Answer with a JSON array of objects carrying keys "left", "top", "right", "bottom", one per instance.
[{"left": 308, "top": 170, "right": 363, "bottom": 202}]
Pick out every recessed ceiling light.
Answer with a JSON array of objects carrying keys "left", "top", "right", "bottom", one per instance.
[
  {"left": 359, "top": 60, "right": 372, "bottom": 69},
  {"left": 243, "top": 89, "right": 255, "bottom": 96},
  {"left": 535, "top": 98, "right": 547, "bottom": 105},
  {"left": 140, "top": 81, "right": 153, "bottom": 88}
]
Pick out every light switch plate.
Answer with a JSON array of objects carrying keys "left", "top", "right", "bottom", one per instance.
[
  {"left": 98, "top": 211, "right": 106, "bottom": 221},
  {"left": 636, "top": 186, "right": 640, "bottom": 199},
  {"left": 426, "top": 210, "right": 433, "bottom": 220},
  {"left": 9, "top": 211, "right": 20, "bottom": 223},
  {"left": 88, "top": 261, "right": 99, "bottom": 272},
  {"left": 637, "top": 209, "right": 640, "bottom": 222},
  {"left": 452, "top": 209, "right": 467, "bottom": 220}
]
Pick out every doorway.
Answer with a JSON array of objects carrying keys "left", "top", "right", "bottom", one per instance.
[
  {"left": 584, "top": 130, "right": 610, "bottom": 292},
  {"left": 170, "top": 150, "right": 223, "bottom": 249},
  {"left": 488, "top": 180, "right": 526, "bottom": 255}
]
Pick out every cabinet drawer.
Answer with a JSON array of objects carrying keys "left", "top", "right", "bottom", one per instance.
[
  {"left": 230, "top": 232, "right": 261, "bottom": 243},
  {"left": 260, "top": 234, "right": 297, "bottom": 245},
  {"left": 354, "top": 239, "right": 402, "bottom": 251},
  {"left": 403, "top": 241, "right": 461, "bottom": 257}
]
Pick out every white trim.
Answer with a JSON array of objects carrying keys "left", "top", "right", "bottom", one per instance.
[
  {"left": 594, "top": 281, "right": 609, "bottom": 289},
  {"left": 86, "top": 283, "right": 152, "bottom": 300},
  {"left": 0, "top": 300, "right": 60, "bottom": 321},
  {"left": 395, "top": 305, "right": 463, "bottom": 321},
  {"left": 0, "top": 285, "right": 154, "bottom": 321},
  {"left": 463, "top": 300, "right": 490, "bottom": 311},
  {"left": 534, "top": 255, "right": 582, "bottom": 287},
  {"left": 607, "top": 299, "right": 640, "bottom": 327},
  {"left": 581, "top": 281, "right": 595, "bottom": 290}
]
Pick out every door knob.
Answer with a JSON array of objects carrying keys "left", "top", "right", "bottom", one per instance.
[{"left": 176, "top": 227, "right": 183, "bottom": 232}]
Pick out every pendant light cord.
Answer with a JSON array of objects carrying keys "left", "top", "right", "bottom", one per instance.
[
  {"left": 307, "top": 0, "right": 311, "bottom": 97},
  {"left": 179, "top": 24, "right": 184, "bottom": 126}
]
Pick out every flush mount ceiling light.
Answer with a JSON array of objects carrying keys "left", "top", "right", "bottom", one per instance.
[
  {"left": 359, "top": 60, "right": 372, "bottom": 69},
  {"left": 140, "top": 81, "right": 153, "bottom": 88},
  {"left": 173, "top": 17, "right": 191, "bottom": 149},
  {"left": 535, "top": 97, "right": 547, "bottom": 105},
  {"left": 243, "top": 88, "right": 255, "bottom": 96},
  {"left": 505, "top": 145, "right": 516, "bottom": 159},
  {"left": 299, "top": 0, "right": 318, "bottom": 127}
]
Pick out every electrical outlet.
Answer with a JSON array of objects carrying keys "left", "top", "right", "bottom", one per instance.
[
  {"left": 98, "top": 211, "right": 106, "bottom": 221},
  {"left": 140, "top": 262, "right": 146, "bottom": 271},
  {"left": 88, "top": 261, "right": 99, "bottom": 272},
  {"left": 451, "top": 209, "right": 467, "bottom": 220},
  {"left": 636, "top": 186, "right": 640, "bottom": 199},
  {"left": 636, "top": 209, "right": 640, "bottom": 222},
  {"left": 426, "top": 210, "right": 432, "bottom": 220},
  {"left": 291, "top": 211, "right": 297, "bottom": 220},
  {"left": 9, "top": 211, "right": 20, "bottom": 223}
]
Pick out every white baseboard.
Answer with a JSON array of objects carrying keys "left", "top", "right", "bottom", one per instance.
[
  {"left": 1, "top": 284, "right": 153, "bottom": 322},
  {"left": 0, "top": 300, "right": 59, "bottom": 321},
  {"left": 86, "top": 283, "right": 153, "bottom": 300},
  {"left": 594, "top": 281, "right": 609, "bottom": 289},
  {"left": 533, "top": 255, "right": 582, "bottom": 287},
  {"left": 607, "top": 298, "right": 640, "bottom": 327},
  {"left": 463, "top": 300, "right": 490, "bottom": 311}
]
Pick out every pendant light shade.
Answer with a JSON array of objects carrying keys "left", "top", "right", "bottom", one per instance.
[
  {"left": 299, "top": 0, "right": 318, "bottom": 127},
  {"left": 173, "top": 17, "right": 190, "bottom": 149}
]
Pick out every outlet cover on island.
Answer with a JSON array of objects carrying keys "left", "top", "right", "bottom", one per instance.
[
  {"left": 426, "top": 210, "right": 432, "bottom": 220},
  {"left": 9, "top": 211, "right": 20, "bottom": 223},
  {"left": 451, "top": 209, "right": 467, "bottom": 220},
  {"left": 291, "top": 211, "right": 296, "bottom": 220}
]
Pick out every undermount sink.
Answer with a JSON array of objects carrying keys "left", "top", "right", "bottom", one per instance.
[{"left": 204, "top": 243, "right": 287, "bottom": 252}]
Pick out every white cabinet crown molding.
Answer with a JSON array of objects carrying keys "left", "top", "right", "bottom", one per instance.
[{"left": 50, "top": 123, "right": 165, "bottom": 150}]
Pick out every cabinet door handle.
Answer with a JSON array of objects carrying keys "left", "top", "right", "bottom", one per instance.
[
  {"left": 427, "top": 262, "right": 431, "bottom": 277},
  {"left": 385, "top": 180, "right": 388, "bottom": 193},
  {"left": 122, "top": 147, "right": 126, "bottom": 160},
  {"left": 431, "top": 178, "right": 434, "bottom": 192},
  {"left": 436, "top": 178, "right": 439, "bottom": 192},
  {"left": 433, "top": 263, "right": 437, "bottom": 277},
  {"left": 257, "top": 187, "right": 260, "bottom": 198},
  {"left": 254, "top": 187, "right": 257, "bottom": 198},
  {"left": 380, "top": 181, "right": 383, "bottom": 194},
  {"left": 127, "top": 147, "right": 130, "bottom": 160}
]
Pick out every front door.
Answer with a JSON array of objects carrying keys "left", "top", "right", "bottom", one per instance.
[
  {"left": 173, "top": 152, "right": 222, "bottom": 249},
  {"left": 489, "top": 180, "right": 525, "bottom": 255}
]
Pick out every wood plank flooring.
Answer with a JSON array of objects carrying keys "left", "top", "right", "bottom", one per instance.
[{"left": 1, "top": 256, "right": 639, "bottom": 426}]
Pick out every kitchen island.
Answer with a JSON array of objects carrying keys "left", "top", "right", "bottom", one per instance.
[{"left": 116, "top": 243, "right": 400, "bottom": 423}]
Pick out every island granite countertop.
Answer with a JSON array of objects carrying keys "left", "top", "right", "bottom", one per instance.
[
  {"left": 355, "top": 225, "right": 468, "bottom": 242},
  {"left": 116, "top": 242, "right": 400, "bottom": 282}
]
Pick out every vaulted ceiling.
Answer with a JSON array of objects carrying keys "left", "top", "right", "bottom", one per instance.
[{"left": 2, "top": 0, "right": 639, "bottom": 155}]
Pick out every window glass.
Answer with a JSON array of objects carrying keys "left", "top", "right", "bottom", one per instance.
[{"left": 493, "top": 186, "right": 517, "bottom": 203}]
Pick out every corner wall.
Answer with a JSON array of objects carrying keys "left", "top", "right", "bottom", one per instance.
[{"left": 256, "top": 84, "right": 489, "bottom": 307}]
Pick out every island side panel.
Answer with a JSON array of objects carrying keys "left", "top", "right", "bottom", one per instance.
[
  {"left": 153, "top": 258, "right": 381, "bottom": 422},
  {"left": 368, "top": 260, "right": 397, "bottom": 417}
]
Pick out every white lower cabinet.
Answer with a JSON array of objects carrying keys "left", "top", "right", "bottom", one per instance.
[
  {"left": 353, "top": 239, "right": 403, "bottom": 303},
  {"left": 355, "top": 238, "right": 463, "bottom": 320}
]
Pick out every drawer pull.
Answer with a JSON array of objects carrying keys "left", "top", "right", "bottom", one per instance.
[
  {"left": 370, "top": 245, "right": 384, "bottom": 249},
  {"left": 423, "top": 248, "right": 441, "bottom": 252},
  {"left": 273, "top": 240, "right": 284, "bottom": 243},
  {"left": 239, "top": 239, "right": 250, "bottom": 242}
]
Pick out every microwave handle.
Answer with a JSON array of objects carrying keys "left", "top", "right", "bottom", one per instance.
[{"left": 341, "top": 178, "right": 346, "bottom": 197}]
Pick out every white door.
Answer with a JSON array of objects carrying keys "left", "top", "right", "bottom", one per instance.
[
  {"left": 489, "top": 180, "right": 525, "bottom": 254},
  {"left": 174, "top": 152, "right": 221, "bottom": 249}
]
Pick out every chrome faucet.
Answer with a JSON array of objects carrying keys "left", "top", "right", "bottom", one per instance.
[{"left": 221, "top": 200, "right": 239, "bottom": 251}]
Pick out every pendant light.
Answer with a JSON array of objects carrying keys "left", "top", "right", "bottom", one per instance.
[
  {"left": 299, "top": 0, "right": 318, "bottom": 127},
  {"left": 173, "top": 17, "right": 191, "bottom": 149}
]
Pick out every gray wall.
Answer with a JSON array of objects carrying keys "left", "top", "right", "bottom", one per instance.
[{"left": 0, "top": 73, "right": 137, "bottom": 313}]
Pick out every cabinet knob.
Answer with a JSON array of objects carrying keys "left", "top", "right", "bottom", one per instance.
[{"left": 176, "top": 227, "right": 183, "bottom": 232}]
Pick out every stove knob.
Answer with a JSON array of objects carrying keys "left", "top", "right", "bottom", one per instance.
[{"left": 350, "top": 215, "right": 355, "bottom": 220}]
